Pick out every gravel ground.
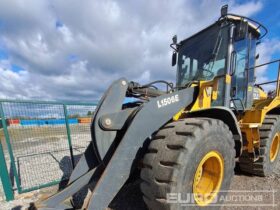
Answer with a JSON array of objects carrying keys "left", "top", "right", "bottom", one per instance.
[
  {"left": 0, "top": 124, "right": 279, "bottom": 210},
  {"left": 0, "top": 160, "right": 279, "bottom": 210},
  {"left": 0, "top": 178, "right": 4, "bottom": 202},
  {"left": 107, "top": 161, "right": 280, "bottom": 210}
]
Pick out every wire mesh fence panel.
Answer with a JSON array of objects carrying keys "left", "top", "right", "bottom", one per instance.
[
  {"left": 66, "top": 105, "right": 96, "bottom": 164},
  {"left": 0, "top": 100, "right": 96, "bottom": 193}
]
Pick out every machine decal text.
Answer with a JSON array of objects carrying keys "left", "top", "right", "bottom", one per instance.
[{"left": 157, "top": 94, "right": 179, "bottom": 108}]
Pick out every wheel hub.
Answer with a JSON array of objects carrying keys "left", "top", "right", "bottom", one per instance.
[
  {"left": 270, "top": 132, "right": 280, "bottom": 162},
  {"left": 193, "top": 150, "right": 224, "bottom": 206}
]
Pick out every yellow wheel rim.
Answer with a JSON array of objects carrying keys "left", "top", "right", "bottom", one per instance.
[
  {"left": 193, "top": 151, "right": 224, "bottom": 206},
  {"left": 270, "top": 133, "right": 280, "bottom": 162}
]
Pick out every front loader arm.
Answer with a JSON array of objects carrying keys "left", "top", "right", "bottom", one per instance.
[
  {"left": 86, "top": 85, "right": 195, "bottom": 209},
  {"left": 36, "top": 78, "right": 195, "bottom": 210}
]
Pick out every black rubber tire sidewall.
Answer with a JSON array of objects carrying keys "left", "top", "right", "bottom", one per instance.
[
  {"left": 173, "top": 125, "right": 234, "bottom": 210},
  {"left": 263, "top": 119, "right": 280, "bottom": 174}
]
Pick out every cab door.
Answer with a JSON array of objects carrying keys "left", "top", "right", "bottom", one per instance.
[{"left": 231, "top": 33, "right": 256, "bottom": 110}]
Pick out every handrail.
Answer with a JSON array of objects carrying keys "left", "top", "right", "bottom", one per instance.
[
  {"left": 221, "top": 13, "right": 268, "bottom": 39},
  {"left": 276, "top": 62, "right": 280, "bottom": 96},
  {"left": 252, "top": 58, "right": 280, "bottom": 97},
  {"left": 256, "top": 80, "right": 277, "bottom": 86},
  {"left": 248, "top": 58, "right": 280, "bottom": 71}
]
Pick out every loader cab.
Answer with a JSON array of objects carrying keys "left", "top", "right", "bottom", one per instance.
[
  {"left": 176, "top": 22, "right": 230, "bottom": 107},
  {"left": 230, "top": 18, "right": 260, "bottom": 110},
  {"left": 174, "top": 11, "right": 264, "bottom": 111}
]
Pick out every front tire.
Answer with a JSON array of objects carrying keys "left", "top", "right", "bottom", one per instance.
[{"left": 140, "top": 118, "right": 235, "bottom": 210}]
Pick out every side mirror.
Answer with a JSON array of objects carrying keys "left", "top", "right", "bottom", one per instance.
[
  {"left": 172, "top": 51, "right": 177, "bottom": 66},
  {"left": 230, "top": 51, "right": 237, "bottom": 76}
]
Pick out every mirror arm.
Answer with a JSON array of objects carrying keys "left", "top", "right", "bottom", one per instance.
[{"left": 170, "top": 43, "right": 178, "bottom": 52}]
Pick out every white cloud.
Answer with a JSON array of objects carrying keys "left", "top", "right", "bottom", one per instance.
[
  {"left": 229, "top": 0, "right": 263, "bottom": 16},
  {"left": 57, "top": 25, "right": 73, "bottom": 43},
  {"left": 0, "top": 65, "right": 36, "bottom": 99},
  {"left": 0, "top": 0, "right": 264, "bottom": 101},
  {"left": 255, "top": 39, "right": 280, "bottom": 91}
]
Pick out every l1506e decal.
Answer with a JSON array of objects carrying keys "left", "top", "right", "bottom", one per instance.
[{"left": 157, "top": 94, "right": 179, "bottom": 108}]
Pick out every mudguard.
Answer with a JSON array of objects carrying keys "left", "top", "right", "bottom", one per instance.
[
  {"left": 37, "top": 78, "right": 195, "bottom": 210},
  {"left": 187, "top": 106, "right": 243, "bottom": 157}
]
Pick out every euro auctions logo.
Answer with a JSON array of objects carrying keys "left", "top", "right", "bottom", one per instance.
[{"left": 167, "top": 190, "right": 277, "bottom": 207}]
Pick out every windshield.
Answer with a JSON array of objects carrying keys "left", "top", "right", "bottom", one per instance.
[{"left": 177, "top": 24, "right": 229, "bottom": 86}]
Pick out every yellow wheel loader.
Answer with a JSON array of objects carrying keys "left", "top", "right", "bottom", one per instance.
[{"left": 34, "top": 5, "right": 280, "bottom": 210}]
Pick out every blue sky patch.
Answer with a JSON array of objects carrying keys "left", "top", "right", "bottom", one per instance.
[
  {"left": 252, "top": 0, "right": 280, "bottom": 81},
  {"left": 11, "top": 64, "right": 24, "bottom": 72},
  {"left": 67, "top": 54, "right": 79, "bottom": 62},
  {"left": 55, "top": 20, "right": 63, "bottom": 28},
  {"left": 0, "top": 49, "right": 8, "bottom": 60},
  {"left": 0, "top": 20, "right": 4, "bottom": 30}
]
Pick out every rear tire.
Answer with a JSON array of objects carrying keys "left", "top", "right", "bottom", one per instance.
[
  {"left": 239, "top": 115, "right": 280, "bottom": 176},
  {"left": 140, "top": 118, "right": 235, "bottom": 210}
]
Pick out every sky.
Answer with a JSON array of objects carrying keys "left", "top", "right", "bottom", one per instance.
[{"left": 0, "top": 0, "right": 280, "bottom": 102}]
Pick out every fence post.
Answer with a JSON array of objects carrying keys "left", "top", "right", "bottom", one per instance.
[
  {"left": 0, "top": 103, "right": 21, "bottom": 194},
  {"left": 0, "top": 141, "right": 14, "bottom": 201},
  {"left": 63, "top": 104, "right": 75, "bottom": 168}
]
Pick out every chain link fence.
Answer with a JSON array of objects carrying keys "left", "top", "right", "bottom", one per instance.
[{"left": 0, "top": 99, "right": 97, "bottom": 200}]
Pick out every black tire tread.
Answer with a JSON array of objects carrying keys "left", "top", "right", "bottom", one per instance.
[
  {"left": 140, "top": 118, "right": 235, "bottom": 210},
  {"left": 239, "top": 115, "right": 280, "bottom": 176}
]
